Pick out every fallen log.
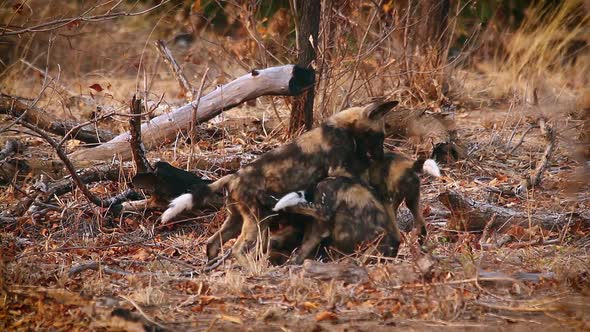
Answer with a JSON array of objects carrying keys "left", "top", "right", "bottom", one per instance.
[
  {"left": 302, "top": 260, "right": 369, "bottom": 284},
  {"left": 438, "top": 189, "right": 590, "bottom": 232},
  {"left": 0, "top": 94, "right": 115, "bottom": 144},
  {"left": 69, "top": 65, "right": 314, "bottom": 161}
]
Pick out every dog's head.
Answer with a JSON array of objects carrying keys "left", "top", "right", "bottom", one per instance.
[{"left": 329, "top": 100, "right": 399, "bottom": 161}]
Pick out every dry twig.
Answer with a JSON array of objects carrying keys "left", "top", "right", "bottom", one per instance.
[
  {"left": 15, "top": 120, "right": 128, "bottom": 209},
  {"left": 154, "top": 40, "right": 196, "bottom": 101},
  {"left": 1, "top": 1, "right": 170, "bottom": 36}
]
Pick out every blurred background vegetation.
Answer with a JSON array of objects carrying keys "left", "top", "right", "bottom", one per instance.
[{"left": 1, "top": 0, "right": 588, "bottom": 117}]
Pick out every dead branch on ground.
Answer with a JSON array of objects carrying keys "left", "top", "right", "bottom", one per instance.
[
  {"left": 0, "top": 94, "right": 114, "bottom": 144},
  {"left": 15, "top": 120, "right": 124, "bottom": 209},
  {"left": 302, "top": 260, "right": 369, "bottom": 284},
  {"left": 515, "top": 118, "right": 557, "bottom": 193},
  {"left": 507, "top": 124, "right": 536, "bottom": 154},
  {"left": 42, "top": 164, "right": 131, "bottom": 201},
  {"left": 69, "top": 64, "right": 314, "bottom": 161},
  {"left": 438, "top": 189, "right": 588, "bottom": 232},
  {"left": 530, "top": 119, "right": 557, "bottom": 187}
]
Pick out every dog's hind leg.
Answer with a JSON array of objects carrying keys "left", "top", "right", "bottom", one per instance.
[
  {"left": 230, "top": 204, "right": 262, "bottom": 264},
  {"left": 384, "top": 203, "right": 403, "bottom": 246},
  {"left": 405, "top": 188, "right": 427, "bottom": 245},
  {"left": 206, "top": 204, "right": 243, "bottom": 261}
]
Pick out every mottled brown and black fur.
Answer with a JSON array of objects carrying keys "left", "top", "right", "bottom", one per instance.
[
  {"left": 368, "top": 152, "right": 438, "bottom": 244},
  {"left": 272, "top": 172, "right": 401, "bottom": 264},
  {"left": 163, "top": 101, "right": 399, "bottom": 263}
]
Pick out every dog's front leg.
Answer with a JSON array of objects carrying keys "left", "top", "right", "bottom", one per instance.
[
  {"left": 384, "top": 203, "right": 403, "bottom": 245},
  {"left": 206, "top": 204, "right": 243, "bottom": 261},
  {"left": 291, "top": 219, "right": 330, "bottom": 265},
  {"left": 231, "top": 204, "right": 260, "bottom": 260},
  {"left": 405, "top": 192, "right": 427, "bottom": 246}
]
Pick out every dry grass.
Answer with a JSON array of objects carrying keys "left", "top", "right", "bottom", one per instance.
[{"left": 473, "top": 0, "right": 590, "bottom": 104}]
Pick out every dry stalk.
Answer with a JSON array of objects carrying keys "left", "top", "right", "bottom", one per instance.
[
  {"left": 128, "top": 95, "right": 152, "bottom": 173},
  {"left": 188, "top": 67, "right": 210, "bottom": 170},
  {"left": 154, "top": 40, "right": 196, "bottom": 102},
  {"left": 339, "top": 0, "right": 383, "bottom": 109},
  {"left": 1, "top": 1, "right": 171, "bottom": 36}
]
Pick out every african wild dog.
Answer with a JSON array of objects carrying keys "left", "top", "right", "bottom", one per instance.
[
  {"left": 269, "top": 152, "right": 440, "bottom": 263},
  {"left": 161, "top": 100, "right": 399, "bottom": 263},
  {"left": 271, "top": 167, "right": 401, "bottom": 264},
  {"left": 124, "top": 161, "right": 224, "bottom": 214},
  {"left": 368, "top": 152, "right": 440, "bottom": 244}
]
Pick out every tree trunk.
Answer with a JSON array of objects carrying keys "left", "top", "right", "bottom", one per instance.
[
  {"left": 418, "top": 0, "right": 450, "bottom": 47},
  {"left": 289, "top": 0, "right": 320, "bottom": 135}
]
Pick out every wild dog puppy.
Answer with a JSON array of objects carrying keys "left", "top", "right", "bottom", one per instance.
[
  {"left": 162, "top": 100, "right": 399, "bottom": 262},
  {"left": 367, "top": 152, "right": 440, "bottom": 244},
  {"left": 271, "top": 168, "right": 401, "bottom": 264}
]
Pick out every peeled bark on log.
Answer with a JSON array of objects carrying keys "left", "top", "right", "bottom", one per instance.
[
  {"left": 438, "top": 189, "right": 589, "bottom": 232},
  {"left": 69, "top": 65, "right": 314, "bottom": 162},
  {"left": 0, "top": 94, "right": 114, "bottom": 144}
]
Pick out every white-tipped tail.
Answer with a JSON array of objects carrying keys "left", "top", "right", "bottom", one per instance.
[
  {"left": 422, "top": 159, "right": 441, "bottom": 177},
  {"left": 161, "top": 193, "right": 193, "bottom": 224},
  {"left": 272, "top": 191, "right": 307, "bottom": 211}
]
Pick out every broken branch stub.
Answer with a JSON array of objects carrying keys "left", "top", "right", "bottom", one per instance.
[
  {"left": 69, "top": 65, "right": 314, "bottom": 161},
  {"left": 438, "top": 189, "right": 589, "bottom": 232}
]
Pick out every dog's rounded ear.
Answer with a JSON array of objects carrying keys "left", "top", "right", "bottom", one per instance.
[{"left": 366, "top": 100, "right": 399, "bottom": 120}]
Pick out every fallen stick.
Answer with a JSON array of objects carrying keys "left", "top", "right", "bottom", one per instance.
[
  {"left": 16, "top": 120, "right": 118, "bottom": 208},
  {"left": 530, "top": 119, "right": 556, "bottom": 188},
  {"left": 69, "top": 64, "right": 314, "bottom": 161},
  {"left": 0, "top": 94, "right": 114, "bottom": 143},
  {"left": 514, "top": 118, "right": 557, "bottom": 194},
  {"left": 438, "top": 189, "right": 589, "bottom": 232},
  {"left": 0, "top": 140, "right": 21, "bottom": 161},
  {"left": 302, "top": 260, "right": 369, "bottom": 284}
]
